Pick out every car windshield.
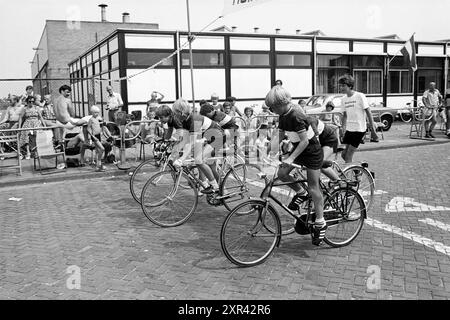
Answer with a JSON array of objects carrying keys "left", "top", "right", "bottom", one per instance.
[{"left": 306, "top": 96, "right": 326, "bottom": 107}]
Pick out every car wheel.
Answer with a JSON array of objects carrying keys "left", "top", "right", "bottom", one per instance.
[{"left": 380, "top": 115, "right": 393, "bottom": 131}]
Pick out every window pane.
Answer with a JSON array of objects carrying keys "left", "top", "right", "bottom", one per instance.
[
  {"left": 417, "top": 70, "right": 442, "bottom": 93},
  {"left": 317, "top": 69, "right": 350, "bottom": 94},
  {"left": 109, "top": 37, "right": 118, "bottom": 53},
  {"left": 87, "top": 53, "right": 93, "bottom": 64},
  {"left": 93, "top": 49, "right": 99, "bottom": 61},
  {"left": 127, "top": 51, "right": 174, "bottom": 66},
  {"left": 100, "top": 43, "right": 108, "bottom": 58},
  {"left": 418, "top": 57, "right": 443, "bottom": 68},
  {"left": 181, "top": 52, "right": 224, "bottom": 67},
  {"left": 231, "top": 53, "right": 270, "bottom": 66},
  {"left": 401, "top": 71, "right": 412, "bottom": 93},
  {"left": 101, "top": 58, "right": 109, "bottom": 72},
  {"left": 317, "top": 55, "right": 349, "bottom": 67},
  {"left": 110, "top": 70, "right": 121, "bottom": 94},
  {"left": 111, "top": 52, "right": 119, "bottom": 69},
  {"left": 368, "top": 71, "right": 382, "bottom": 94},
  {"left": 388, "top": 71, "right": 400, "bottom": 93},
  {"left": 276, "top": 54, "right": 311, "bottom": 67},
  {"left": 354, "top": 70, "right": 368, "bottom": 94},
  {"left": 353, "top": 55, "right": 383, "bottom": 68},
  {"left": 93, "top": 61, "right": 100, "bottom": 75}
]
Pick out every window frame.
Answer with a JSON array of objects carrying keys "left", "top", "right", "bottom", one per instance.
[
  {"left": 275, "top": 51, "right": 312, "bottom": 68},
  {"left": 353, "top": 69, "right": 384, "bottom": 95},
  {"left": 126, "top": 49, "right": 175, "bottom": 69},
  {"left": 180, "top": 50, "right": 225, "bottom": 68},
  {"left": 230, "top": 50, "right": 271, "bottom": 68}
]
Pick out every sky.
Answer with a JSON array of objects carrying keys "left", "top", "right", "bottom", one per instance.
[{"left": 0, "top": 0, "right": 449, "bottom": 93}]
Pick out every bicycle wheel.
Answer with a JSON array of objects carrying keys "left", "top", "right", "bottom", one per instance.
[
  {"left": 264, "top": 178, "right": 304, "bottom": 236},
  {"left": 129, "top": 158, "right": 166, "bottom": 204},
  {"left": 342, "top": 165, "right": 375, "bottom": 211},
  {"left": 399, "top": 112, "right": 412, "bottom": 123},
  {"left": 323, "top": 187, "right": 366, "bottom": 247},
  {"left": 140, "top": 170, "right": 198, "bottom": 227},
  {"left": 220, "top": 163, "right": 267, "bottom": 212},
  {"left": 221, "top": 200, "right": 281, "bottom": 267}
]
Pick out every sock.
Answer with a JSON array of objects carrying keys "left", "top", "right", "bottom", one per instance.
[
  {"left": 209, "top": 180, "right": 219, "bottom": 190},
  {"left": 202, "top": 180, "right": 209, "bottom": 188},
  {"left": 314, "top": 217, "right": 326, "bottom": 226}
]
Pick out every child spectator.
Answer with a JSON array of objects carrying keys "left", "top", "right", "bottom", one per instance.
[
  {"left": 86, "top": 105, "right": 106, "bottom": 172},
  {"left": 225, "top": 96, "right": 243, "bottom": 116}
]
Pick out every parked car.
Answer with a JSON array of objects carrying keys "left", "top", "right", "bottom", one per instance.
[{"left": 304, "top": 94, "right": 398, "bottom": 131}]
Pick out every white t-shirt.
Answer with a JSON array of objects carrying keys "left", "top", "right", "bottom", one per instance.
[
  {"left": 107, "top": 93, "right": 123, "bottom": 110},
  {"left": 341, "top": 91, "right": 369, "bottom": 132},
  {"left": 422, "top": 89, "right": 441, "bottom": 108}
]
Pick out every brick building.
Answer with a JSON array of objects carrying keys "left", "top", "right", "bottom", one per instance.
[{"left": 30, "top": 8, "right": 158, "bottom": 98}]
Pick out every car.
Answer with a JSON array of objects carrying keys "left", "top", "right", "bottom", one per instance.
[{"left": 303, "top": 94, "right": 398, "bottom": 131}]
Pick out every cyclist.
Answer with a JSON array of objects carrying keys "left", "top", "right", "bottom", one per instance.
[
  {"left": 162, "top": 99, "right": 224, "bottom": 194},
  {"left": 199, "top": 102, "right": 239, "bottom": 150},
  {"left": 265, "top": 86, "right": 327, "bottom": 246}
]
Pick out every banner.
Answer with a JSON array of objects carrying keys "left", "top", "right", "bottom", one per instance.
[
  {"left": 222, "top": 0, "right": 273, "bottom": 16},
  {"left": 400, "top": 34, "right": 417, "bottom": 72}
]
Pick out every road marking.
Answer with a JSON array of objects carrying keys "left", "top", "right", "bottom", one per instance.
[
  {"left": 385, "top": 197, "right": 450, "bottom": 213},
  {"left": 418, "top": 218, "right": 450, "bottom": 232},
  {"left": 361, "top": 190, "right": 387, "bottom": 196},
  {"left": 365, "top": 218, "right": 450, "bottom": 257}
]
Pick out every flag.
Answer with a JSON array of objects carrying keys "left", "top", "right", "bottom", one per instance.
[
  {"left": 222, "top": 0, "right": 272, "bottom": 16},
  {"left": 400, "top": 34, "right": 417, "bottom": 72}
]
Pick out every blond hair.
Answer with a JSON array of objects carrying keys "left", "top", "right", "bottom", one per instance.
[
  {"left": 90, "top": 105, "right": 100, "bottom": 113},
  {"left": 264, "top": 86, "right": 292, "bottom": 109},
  {"left": 172, "top": 98, "right": 191, "bottom": 115}
]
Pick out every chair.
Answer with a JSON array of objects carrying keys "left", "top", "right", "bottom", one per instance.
[
  {"left": 366, "top": 111, "right": 385, "bottom": 141},
  {"left": 33, "top": 130, "right": 66, "bottom": 175},
  {"left": 0, "top": 132, "right": 22, "bottom": 176}
]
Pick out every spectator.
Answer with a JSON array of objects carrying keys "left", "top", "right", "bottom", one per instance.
[
  {"left": 41, "top": 94, "right": 62, "bottom": 144},
  {"left": 256, "top": 103, "right": 276, "bottom": 157},
  {"left": 445, "top": 86, "right": 450, "bottom": 138},
  {"left": 298, "top": 99, "right": 307, "bottom": 112},
  {"left": 20, "top": 85, "right": 34, "bottom": 105},
  {"left": 18, "top": 96, "right": 46, "bottom": 159},
  {"left": 339, "top": 74, "right": 379, "bottom": 163},
  {"left": 319, "top": 101, "right": 342, "bottom": 147},
  {"left": 241, "top": 105, "right": 258, "bottom": 151},
  {"left": 200, "top": 102, "right": 239, "bottom": 148},
  {"left": 210, "top": 93, "right": 222, "bottom": 111},
  {"left": 422, "top": 82, "right": 443, "bottom": 138},
  {"left": 222, "top": 101, "right": 235, "bottom": 117},
  {"left": 225, "top": 96, "right": 243, "bottom": 116},
  {"left": 85, "top": 105, "right": 106, "bottom": 172},
  {"left": 0, "top": 96, "right": 23, "bottom": 129},
  {"left": 105, "top": 85, "right": 124, "bottom": 122},
  {"left": 146, "top": 91, "right": 164, "bottom": 116},
  {"left": 275, "top": 79, "right": 283, "bottom": 86}
]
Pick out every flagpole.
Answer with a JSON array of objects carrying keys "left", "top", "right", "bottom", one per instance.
[{"left": 186, "top": 0, "right": 196, "bottom": 113}]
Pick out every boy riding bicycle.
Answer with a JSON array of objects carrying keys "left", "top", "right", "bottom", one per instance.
[
  {"left": 158, "top": 99, "right": 224, "bottom": 194},
  {"left": 265, "top": 86, "right": 327, "bottom": 246}
]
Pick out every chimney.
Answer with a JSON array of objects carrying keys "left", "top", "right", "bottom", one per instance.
[
  {"left": 122, "top": 12, "right": 130, "bottom": 23},
  {"left": 99, "top": 4, "right": 108, "bottom": 22},
  {"left": 231, "top": 26, "right": 237, "bottom": 32},
  {"left": 296, "top": 29, "right": 301, "bottom": 35},
  {"left": 254, "top": 27, "right": 259, "bottom": 33},
  {"left": 275, "top": 28, "right": 281, "bottom": 34}
]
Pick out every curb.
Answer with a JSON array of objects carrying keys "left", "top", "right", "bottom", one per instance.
[
  {"left": 359, "top": 138, "right": 450, "bottom": 152},
  {"left": 2, "top": 168, "right": 130, "bottom": 189}
]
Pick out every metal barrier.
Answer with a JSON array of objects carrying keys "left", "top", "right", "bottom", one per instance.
[{"left": 115, "top": 119, "right": 160, "bottom": 170}]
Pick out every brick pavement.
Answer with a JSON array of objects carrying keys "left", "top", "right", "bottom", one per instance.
[{"left": 0, "top": 143, "right": 449, "bottom": 300}]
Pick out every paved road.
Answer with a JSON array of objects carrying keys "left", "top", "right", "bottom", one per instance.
[{"left": 0, "top": 143, "right": 449, "bottom": 300}]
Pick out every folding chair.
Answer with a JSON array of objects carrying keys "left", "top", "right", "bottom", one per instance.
[
  {"left": 33, "top": 130, "right": 66, "bottom": 175},
  {"left": 0, "top": 132, "right": 22, "bottom": 176}
]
